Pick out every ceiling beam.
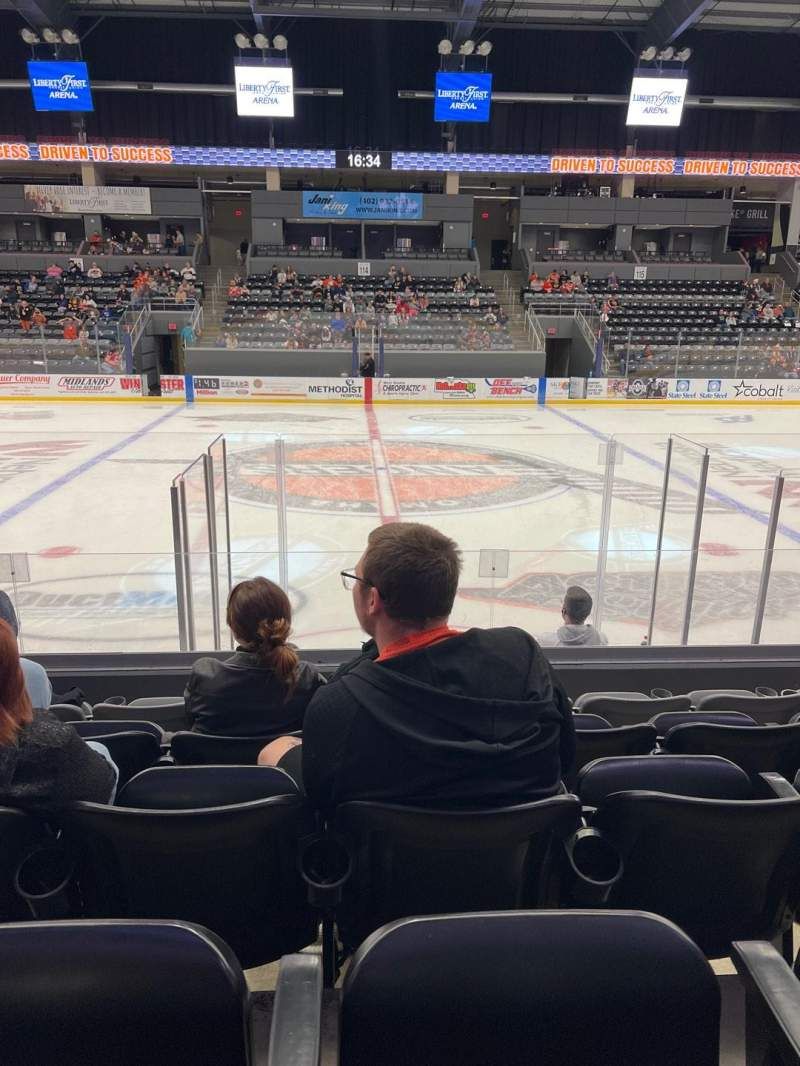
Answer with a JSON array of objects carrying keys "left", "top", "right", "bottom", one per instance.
[
  {"left": 11, "top": 0, "right": 75, "bottom": 28},
  {"left": 638, "top": 0, "right": 716, "bottom": 44}
]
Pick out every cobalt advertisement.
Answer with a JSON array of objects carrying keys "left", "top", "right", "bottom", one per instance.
[
  {"left": 302, "top": 191, "right": 423, "bottom": 220},
  {"left": 434, "top": 72, "right": 492, "bottom": 123},
  {"left": 28, "top": 61, "right": 93, "bottom": 112}
]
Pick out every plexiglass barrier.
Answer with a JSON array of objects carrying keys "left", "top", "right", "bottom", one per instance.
[{"left": 2, "top": 426, "right": 800, "bottom": 653}]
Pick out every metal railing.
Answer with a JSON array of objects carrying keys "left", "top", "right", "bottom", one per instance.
[
  {"left": 524, "top": 308, "right": 546, "bottom": 352},
  {"left": 610, "top": 329, "right": 800, "bottom": 379}
]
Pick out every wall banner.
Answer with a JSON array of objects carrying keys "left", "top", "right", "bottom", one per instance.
[
  {"left": 23, "top": 184, "right": 152, "bottom": 216},
  {"left": 302, "top": 191, "right": 423, "bottom": 221},
  {"left": 0, "top": 374, "right": 145, "bottom": 398}
]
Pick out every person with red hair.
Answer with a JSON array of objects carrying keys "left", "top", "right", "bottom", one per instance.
[{"left": 0, "top": 621, "right": 116, "bottom": 808}]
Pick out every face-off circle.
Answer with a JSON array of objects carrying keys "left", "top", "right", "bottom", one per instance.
[{"left": 225, "top": 438, "right": 680, "bottom": 516}]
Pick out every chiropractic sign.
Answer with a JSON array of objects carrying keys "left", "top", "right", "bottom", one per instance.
[
  {"left": 234, "top": 65, "right": 294, "bottom": 117},
  {"left": 434, "top": 72, "right": 492, "bottom": 123},
  {"left": 27, "top": 61, "right": 93, "bottom": 112}
]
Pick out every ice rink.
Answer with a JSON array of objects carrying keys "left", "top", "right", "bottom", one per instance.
[{"left": 1, "top": 397, "right": 799, "bottom": 654}]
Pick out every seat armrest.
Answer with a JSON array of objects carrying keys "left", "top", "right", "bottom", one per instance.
[
  {"left": 758, "top": 773, "right": 800, "bottom": 799},
  {"left": 732, "top": 941, "right": 800, "bottom": 1066},
  {"left": 266, "top": 954, "right": 324, "bottom": 1066}
]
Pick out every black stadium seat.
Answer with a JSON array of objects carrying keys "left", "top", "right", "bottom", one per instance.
[
  {"left": 92, "top": 701, "right": 187, "bottom": 732},
  {"left": 82, "top": 731, "right": 162, "bottom": 789},
  {"left": 650, "top": 710, "right": 758, "bottom": 734},
  {"left": 573, "top": 693, "right": 692, "bottom": 727},
  {"left": 576, "top": 754, "right": 754, "bottom": 807},
  {"left": 329, "top": 796, "right": 581, "bottom": 953},
  {"left": 72, "top": 719, "right": 164, "bottom": 742},
  {"left": 0, "top": 808, "right": 48, "bottom": 922},
  {"left": 571, "top": 712, "right": 612, "bottom": 730},
  {"left": 662, "top": 723, "right": 800, "bottom": 781},
  {"left": 268, "top": 911, "right": 720, "bottom": 1066},
  {"left": 170, "top": 730, "right": 300, "bottom": 765},
  {"left": 62, "top": 790, "right": 317, "bottom": 967},
  {"left": 568, "top": 723, "right": 658, "bottom": 789},
  {"left": 692, "top": 692, "right": 800, "bottom": 725},
  {"left": 118, "top": 765, "right": 298, "bottom": 808},
  {"left": 592, "top": 787, "right": 800, "bottom": 958},
  {"left": 0, "top": 920, "right": 254, "bottom": 1066}
]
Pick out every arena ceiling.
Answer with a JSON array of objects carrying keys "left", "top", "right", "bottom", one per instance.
[{"left": 6, "top": 0, "right": 800, "bottom": 36}]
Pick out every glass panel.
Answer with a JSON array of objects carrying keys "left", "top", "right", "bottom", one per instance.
[
  {"left": 647, "top": 436, "right": 708, "bottom": 646},
  {"left": 180, "top": 456, "right": 216, "bottom": 651},
  {"left": 208, "top": 437, "right": 233, "bottom": 648},
  {"left": 5, "top": 552, "right": 183, "bottom": 654}
]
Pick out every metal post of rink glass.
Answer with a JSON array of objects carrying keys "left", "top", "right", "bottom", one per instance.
[
  {"left": 202, "top": 451, "right": 222, "bottom": 650},
  {"left": 646, "top": 437, "right": 674, "bottom": 647},
  {"left": 751, "top": 472, "right": 785, "bottom": 645},
  {"left": 593, "top": 437, "right": 618, "bottom": 634},
  {"left": 170, "top": 480, "right": 191, "bottom": 652},
  {"left": 274, "top": 437, "right": 290, "bottom": 592},
  {"left": 680, "top": 447, "right": 710, "bottom": 646}
]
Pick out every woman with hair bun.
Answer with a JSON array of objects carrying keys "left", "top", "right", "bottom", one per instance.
[{"left": 184, "top": 577, "right": 325, "bottom": 737}]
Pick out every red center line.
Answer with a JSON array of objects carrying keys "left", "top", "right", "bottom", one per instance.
[{"left": 364, "top": 383, "right": 401, "bottom": 524}]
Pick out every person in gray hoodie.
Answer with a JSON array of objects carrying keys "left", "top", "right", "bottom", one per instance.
[{"left": 540, "top": 586, "right": 608, "bottom": 648}]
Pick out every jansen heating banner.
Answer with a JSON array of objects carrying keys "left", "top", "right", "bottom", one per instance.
[
  {"left": 27, "top": 61, "right": 93, "bottom": 112},
  {"left": 434, "top": 72, "right": 492, "bottom": 123},
  {"left": 234, "top": 65, "right": 294, "bottom": 117},
  {"left": 23, "top": 184, "right": 152, "bottom": 216},
  {"left": 302, "top": 191, "right": 423, "bottom": 220}
]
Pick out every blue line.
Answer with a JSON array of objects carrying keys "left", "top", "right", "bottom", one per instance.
[
  {"left": 546, "top": 404, "right": 800, "bottom": 546},
  {"left": 0, "top": 406, "right": 183, "bottom": 529}
]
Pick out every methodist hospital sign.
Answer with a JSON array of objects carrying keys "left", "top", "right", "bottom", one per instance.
[{"left": 4, "top": 141, "right": 800, "bottom": 176}]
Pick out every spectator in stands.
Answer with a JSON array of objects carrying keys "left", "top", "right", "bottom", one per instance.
[
  {"left": 24, "top": 274, "right": 39, "bottom": 295},
  {"left": 184, "top": 577, "right": 324, "bottom": 737},
  {"left": 46, "top": 262, "right": 63, "bottom": 278},
  {"left": 17, "top": 300, "right": 33, "bottom": 331},
  {"left": 276, "top": 266, "right": 288, "bottom": 286},
  {"left": 258, "top": 522, "right": 575, "bottom": 809},
  {"left": 539, "top": 586, "right": 608, "bottom": 648},
  {"left": 607, "top": 271, "right": 619, "bottom": 290},
  {"left": 67, "top": 259, "right": 82, "bottom": 277},
  {"left": 561, "top": 278, "right": 575, "bottom": 295},
  {"left": 31, "top": 308, "right": 47, "bottom": 329},
  {"left": 755, "top": 244, "right": 768, "bottom": 272},
  {"left": 86, "top": 263, "right": 103, "bottom": 279},
  {"left": 174, "top": 228, "right": 185, "bottom": 254},
  {"left": 529, "top": 275, "right": 544, "bottom": 293},
  {"left": 88, "top": 231, "right": 103, "bottom": 253},
  {"left": 497, "top": 306, "right": 509, "bottom": 326},
  {"left": 61, "top": 316, "right": 78, "bottom": 341},
  {"left": 0, "top": 620, "right": 117, "bottom": 807},
  {"left": 129, "top": 231, "right": 144, "bottom": 253},
  {"left": 0, "top": 592, "right": 51, "bottom": 711},
  {"left": 359, "top": 353, "right": 375, "bottom": 377},
  {"left": 225, "top": 332, "right": 239, "bottom": 349},
  {"left": 570, "top": 270, "right": 582, "bottom": 289},
  {"left": 180, "top": 263, "right": 196, "bottom": 282}
]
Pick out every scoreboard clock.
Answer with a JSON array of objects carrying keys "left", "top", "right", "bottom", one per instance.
[{"left": 335, "top": 150, "right": 391, "bottom": 169}]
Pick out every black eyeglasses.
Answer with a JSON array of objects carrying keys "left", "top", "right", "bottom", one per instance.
[
  {"left": 340, "top": 570, "right": 373, "bottom": 593},
  {"left": 341, "top": 571, "right": 381, "bottom": 596}
]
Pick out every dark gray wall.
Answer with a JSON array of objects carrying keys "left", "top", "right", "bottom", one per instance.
[
  {"left": 247, "top": 255, "right": 472, "bottom": 278},
  {"left": 519, "top": 196, "right": 732, "bottom": 228},
  {"left": 251, "top": 190, "right": 474, "bottom": 247},
  {"left": 185, "top": 348, "right": 544, "bottom": 377}
]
